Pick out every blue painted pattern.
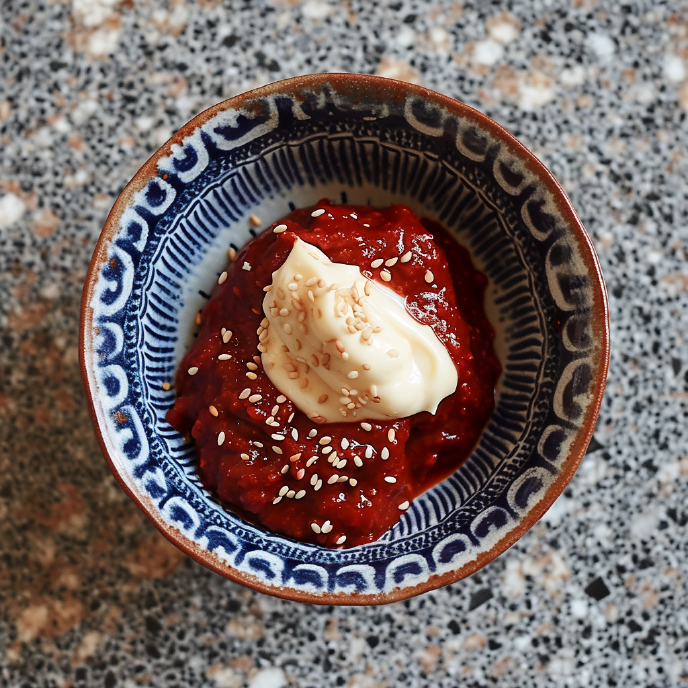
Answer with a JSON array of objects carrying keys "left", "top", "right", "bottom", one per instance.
[{"left": 87, "top": 84, "right": 598, "bottom": 597}]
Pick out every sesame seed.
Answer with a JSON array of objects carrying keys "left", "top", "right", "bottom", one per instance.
[
  {"left": 311, "top": 208, "right": 326, "bottom": 217},
  {"left": 246, "top": 372, "right": 258, "bottom": 380},
  {"left": 283, "top": 323, "right": 292, "bottom": 335},
  {"left": 322, "top": 446, "right": 333, "bottom": 455},
  {"left": 310, "top": 474, "right": 318, "bottom": 486},
  {"left": 288, "top": 282, "right": 298, "bottom": 292},
  {"left": 388, "top": 428, "right": 396, "bottom": 442},
  {"left": 308, "top": 429, "right": 317, "bottom": 438},
  {"left": 335, "top": 340, "right": 345, "bottom": 353},
  {"left": 273, "top": 497, "right": 282, "bottom": 505},
  {"left": 248, "top": 394, "right": 262, "bottom": 403},
  {"left": 242, "top": 262, "right": 251, "bottom": 271},
  {"left": 227, "top": 247, "right": 237, "bottom": 260},
  {"left": 291, "top": 428, "right": 299, "bottom": 441},
  {"left": 380, "top": 270, "right": 391, "bottom": 282},
  {"left": 162, "top": 382, "right": 171, "bottom": 391},
  {"left": 286, "top": 490, "right": 295, "bottom": 498},
  {"left": 336, "top": 459, "right": 347, "bottom": 469},
  {"left": 314, "top": 479, "right": 323, "bottom": 491},
  {"left": 295, "top": 490, "right": 306, "bottom": 499},
  {"left": 218, "top": 271, "right": 228, "bottom": 285},
  {"left": 339, "top": 396, "right": 350, "bottom": 405},
  {"left": 400, "top": 251, "right": 412, "bottom": 263},
  {"left": 387, "top": 349, "right": 400, "bottom": 358},
  {"left": 347, "top": 402, "right": 355, "bottom": 409},
  {"left": 272, "top": 446, "right": 283, "bottom": 455},
  {"left": 217, "top": 432, "right": 225, "bottom": 446},
  {"left": 371, "top": 258, "right": 384, "bottom": 268},
  {"left": 337, "top": 475, "right": 348, "bottom": 483},
  {"left": 196, "top": 312, "right": 202, "bottom": 326},
  {"left": 289, "top": 453, "right": 302, "bottom": 462},
  {"left": 188, "top": 366, "right": 199, "bottom": 375},
  {"left": 274, "top": 224, "right": 288, "bottom": 233},
  {"left": 425, "top": 270, "right": 434, "bottom": 284},
  {"left": 371, "top": 384, "right": 378, "bottom": 397},
  {"left": 271, "top": 433, "right": 285, "bottom": 441},
  {"left": 349, "top": 478, "right": 358, "bottom": 487},
  {"left": 360, "top": 422, "right": 372, "bottom": 431},
  {"left": 296, "top": 468, "right": 305, "bottom": 480},
  {"left": 354, "top": 456, "right": 363, "bottom": 467},
  {"left": 253, "top": 441, "right": 264, "bottom": 448},
  {"left": 318, "top": 394, "right": 328, "bottom": 404},
  {"left": 365, "top": 446, "right": 373, "bottom": 459},
  {"left": 249, "top": 214, "right": 261, "bottom": 226},
  {"left": 247, "top": 362, "right": 258, "bottom": 371},
  {"left": 222, "top": 330, "right": 233, "bottom": 343},
  {"left": 319, "top": 436, "right": 332, "bottom": 445},
  {"left": 305, "top": 276, "right": 317, "bottom": 286},
  {"left": 276, "top": 395, "right": 287, "bottom": 404},
  {"left": 336, "top": 535, "right": 346, "bottom": 545},
  {"left": 327, "top": 475, "right": 339, "bottom": 484},
  {"left": 347, "top": 371, "right": 359, "bottom": 379},
  {"left": 240, "top": 453, "right": 250, "bottom": 461},
  {"left": 381, "top": 447, "right": 390, "bottom": 460},
  {"left": 306, "top": 456, "right": 318, "bottom": 467},
  {"left": 209, "top": 405, "right": 218, "bottom": 417},
  {"left": 340, "top": 438, "right": 350, "bottom": 450},
  {"left": 385, "top": 476, "right": 397, "bottom": 483},
  {"left": 321, "top": 520, "right": 333, "bottom": 533},
  {"left": 362, "top": 363, "right": 371, "bottom": 370},
  {"left": 281, "top": 464, "right": 289, "bottom": 474},
  {"left": 364, "top": 280, "right": 372, "bottom": 296},
  {"left": 218, "top": 354, "right": 231, "bottom": 361},
  {"left": 385, "top": 257, "right": 398, "bottom": 267},
  {"left": 239, "top": 388, "right": 251, "bottom": 399},
  {"left": 311, "top": 523, "right": 321, "bottom": 534},
  {"left": 288, "top": 413, "right": 295, "bottom": 422}
]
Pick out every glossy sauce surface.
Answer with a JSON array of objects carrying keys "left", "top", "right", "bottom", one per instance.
[{"left": 167, "top": 202, "right": 501, "bottom": 547}]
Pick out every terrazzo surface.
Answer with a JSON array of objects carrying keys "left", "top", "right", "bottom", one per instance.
[{"left": 1, "top": 1, "right": 688, "bottom": 686}]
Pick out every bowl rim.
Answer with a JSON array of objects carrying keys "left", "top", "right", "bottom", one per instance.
[{"left": 80, "top": 72, "right": 610, "bottom": 605}]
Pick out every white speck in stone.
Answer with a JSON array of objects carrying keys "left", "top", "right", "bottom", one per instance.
[
  {"left": 518, "top": 74, "right": 556, "bottom": 111},
  {"left": 473, "top": 39, "right": 504, "bottom": 67},
  {"left": 488, "top": 18, "right": 520, "bottom": 45},
  {"left": 0, "top": 193, "right": 26, "bottom": 228},
  {"left": 570, "top": 599, "right": 588, "bottom": 619},
  {"left": 396, "top": 25, "right": 415, "bottom": 48},
  {"left": 135, "top": 115, "right": 155, "bottom": 132},
  {"left": 586, "top": 32, "right": 615, "bottom": 61},
  {"left": 663, "top": 54, "right": 686, "bottom": 83},
  {"left": 559, "top": 65, "right": 586, "bottom": 88},
  {"left": 301, "top": 0, "right": 331, "bottom": 20},
  {"left": 247, "top": 667, "right": 287, "bottom": 688}
]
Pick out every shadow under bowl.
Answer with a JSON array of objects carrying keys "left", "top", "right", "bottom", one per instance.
[{"left": 80, "top": 73, "right": 610, "bottom": 604}]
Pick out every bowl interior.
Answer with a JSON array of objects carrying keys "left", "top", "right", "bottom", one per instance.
[{"left": 83, "top": 75, "right": 607, "bottom": 603}]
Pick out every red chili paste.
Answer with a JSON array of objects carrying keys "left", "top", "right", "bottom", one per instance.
[{"left": 167, "top": 202, "right": 501, "bottom": 548}]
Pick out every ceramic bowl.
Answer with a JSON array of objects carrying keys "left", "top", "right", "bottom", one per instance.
[{"left": 80, "top": 74, "right": 609, "bottom": 604}]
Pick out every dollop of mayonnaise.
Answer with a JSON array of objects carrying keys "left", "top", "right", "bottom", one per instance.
[{"left": 261, "top": 238, "right": 458, "bottom": 423}]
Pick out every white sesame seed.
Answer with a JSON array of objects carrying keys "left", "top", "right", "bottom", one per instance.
[
  {"left": 322, "top": 446, "right": 333, "bottom": 455},
  {"left": 380, "top": 270, "right": 391, "bottom": 282},
  {"left": 246, "top": 372, "right": 258, "bottom": 380},
  {"left": 319, "top": 436, "right": 332, "bottom": 445},
  {"left": 305, "top": 276, "right": 317, "bottom": 286},
  {"left": 361, "top": 422, "right": 372, "bottom": 431},
  {"left": 306, "top": 456, "right": 318, "bottom": 467},
  {"left": 385, "top": 257, "right": 398, "bottom": 267},
  {"left": 308, "top": 429, "right": 317, "bottom": 438},
  {"left": 288, "top": 412, "right": 295, "bottom": 422},
  {"left": 242, "top": 262, "right": 251, "bottom": 271},
  {"left": 271, "top": 433, "right": 285, "bottom": 441},
  {"left": 286, "top": 490, "right": 295, "bottom": 498},
  {"left": 310, "top": 474, "right": 318, "bottom": 486},
  {"left": 247, "top": 362, "right": 258, "bottom": 371},
  {"left": 279, "top": 485, "right": 289, "bottom": 496},
  {"left": 349, "top": 478, "right": 358, "bottom": 487},
  {"left": 296, "top": 468, "right": 305, "bottom": 480},
  {"left": 295, "top": 490, "right": 306, "bottom": 499},
  {"left": 327, "top": 475, "right": 339, "bottom": 485},
  {"left": 217, "top": 432, "right": 225, "bottom": 446},
  {"left": 371, "top": 258, "right": 383, "bottom": 269},
  {"left": 218, "top": 354, "right": 232, "bottom": 360},
  {"left": 385, "top": 476, "right": 397, "bottom": 483},
  {"left": 337, "top": 475, "right": 348, "bottom": 483},
  {"left": 388, "top": 428, "right": 396, "bottom": 442},
  {"left": 387, "top": 349, "right": 400, "bottom": 358},
  {"left": 227, "top": 247, "right": 237, "bottom": 260},
  {"left": 365, "top": 446, "right": 373, "bottom": 459},
  {"left": 425, "top": 270, "right": 434, "bottom": 284},
  {"left": 273, "top": 497, "right": 282, "bottom": 505},
  {"left": 274, "top": 224, "right": 288, "bottom": 233},
  {"left": 354, "top": 456, "right": 363, "bottom": 467},
  {"left": 209, "top": 405, "right": 218, "bottom": 417},
  {"left": 253, "top": 441, "right": 264, "bottom": 448},
  {"left": 222, "top": 330, "right": 233, "bottom": 344},
  {"left": 336, "top": 535, "right": 346, "bottom": 545},
  {"left": 281, "top": 464, "right": 289, "bottom": 474},
  {"left": 248, "top": 394, "right": 262, "bottom": 403},
  {"left": 381, "top": 447, "right": 390, "bottom": 460},
  {"left": 239, "top": 388, "right": 251, "bottom": 399},
  {"left": 291, "top": 428, "right": 299, "bottom": 441},
  {"left": 311, "top": 523, "right": 321, "bottom": 534},
  {"left": 341, "top": 438, "right": 350, "bottom": 450},
  {"left": 288, "top": 282, "right": 298, "bottom": 291},
  {"left": 314, "top": 479, "right": 323, "bottom": 491},
  {"left": 311, "top": 208, "right": 326, "bottom": 217},
  {"left": 321, "top": 520, "right": 333, "bottom": 533},
  {"left": 188, "top": 366, "right": 199, "bottom": 375},
  {"left": 277, "top": 395, "right": 287, "bottom": 404},
  {"left": 218, "top": 271, "right": 228, "bottom": 284},
  {"left": 400, "top": 251, "right": 412, "bottom": 263},
  {"left": 347, "top": 371, "right": 359, "bottom": 379},
  {"left": 398, "top": 500, "right": 410, "bottom": 510}
]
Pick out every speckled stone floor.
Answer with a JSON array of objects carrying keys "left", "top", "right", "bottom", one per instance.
[{"left": 1, "top": 1, "right": 688, "bottom": 687}]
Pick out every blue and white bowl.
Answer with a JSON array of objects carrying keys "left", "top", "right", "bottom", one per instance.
[{"left": 80, "top": 74, "right": 610, "bottom": 604}]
